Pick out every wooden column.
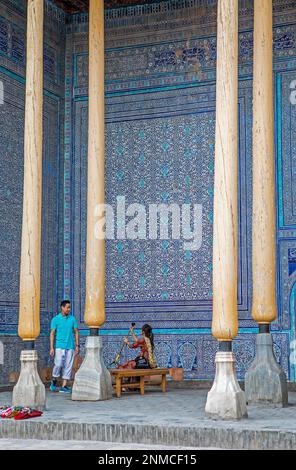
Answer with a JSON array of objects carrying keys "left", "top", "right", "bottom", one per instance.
[
  {"left": 212, "top": 0, "right": 238, "bottom": 343},
  {"left": 84, "top": 0, "right": 105, "bottom": 330},
  {"left": 245, "top": 1, "right": 287, "bottom": 406},
  {"left": 72, "top": 0, "right": 113, "bottom": 401},
  {"left": 252, "top": 0, "right": 276, "bottom": 327},
  {"left": 18, "top": 0, "right": 44, "bottom": 342},
  {"left": 206, "top": 0, "right": 247, "bottom": 419}
]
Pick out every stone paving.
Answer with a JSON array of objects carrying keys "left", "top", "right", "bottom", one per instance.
[{"left": 0, "top": 389, "right": 296, "bottom": 449}]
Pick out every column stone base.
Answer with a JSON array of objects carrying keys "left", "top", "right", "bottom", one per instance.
[
  {"left": 245, "top": 333, "right": 288, "bottom": 406},
  {"left": 12, "top": 350, "right": 46, "bottom": 411},
  {"left": 205, "top": 351, "right": 248, "bottom": 420},
  {"left": 72, "top": 336, "right": 113, "bottom": 401}
]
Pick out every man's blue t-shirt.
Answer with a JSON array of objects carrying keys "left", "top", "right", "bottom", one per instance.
[{"left": 50, "top": 313, "right": 78, "bottom": 350}]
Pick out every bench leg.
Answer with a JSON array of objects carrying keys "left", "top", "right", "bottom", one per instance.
[
  {"left": 161, "top": 374, "right": 167, "bottom": 393},
  {"left": 140, "top": 376, "right": 145, "bottom": 395},
  {"left": 116, "top": 376, "right": 122, "bottom": 398}
]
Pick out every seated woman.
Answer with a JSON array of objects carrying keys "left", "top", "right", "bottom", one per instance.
[{"left": 119, "top": 324, "right": 156, "bottom": 369}]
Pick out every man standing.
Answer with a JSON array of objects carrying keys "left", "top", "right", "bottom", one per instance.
[{"left": 50, "top": 300, "right": 79, "bottom": 393}]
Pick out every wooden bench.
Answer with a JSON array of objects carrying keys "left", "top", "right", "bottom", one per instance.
[{"left": 110, "top": 368, "right": 169, "bottom": 398}]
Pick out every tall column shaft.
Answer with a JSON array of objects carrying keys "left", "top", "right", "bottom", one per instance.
[
  {"left": 13, "top": 0, "right": 45, "bottom": 410},
  {"left": 252, "top": 0, "right": 276, "bottom": 325},
  {"left": 212, "top": 0, "right": 238, "bottom": 341},
  {"left": 72, "top": 1, "right": 112, "bottom": 400},
  {"left": 245, "top": 0, "right": 287, "bottom": 406},
  {"left": 206, "top": 0, "right": 247, "bottom": 420},
  {"left": 84, "top": 0, "right": 105, "bottom": 329},
  {"left": 18, "top": 0, "right": 44, "bottom": 341}
]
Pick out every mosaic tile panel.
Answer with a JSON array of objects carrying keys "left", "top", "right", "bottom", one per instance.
[
  {"left": 0, "top": 0, "right": 65, "bottom": 380},
  {"left": 0, "top": 0, "right": 295, "bottom": 382},
  {"left": 64, "top": 0, "right": 296, "bottom": 381}
]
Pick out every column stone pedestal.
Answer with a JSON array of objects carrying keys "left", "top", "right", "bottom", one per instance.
[
  {"left": 205, "top": 352, "right": 247, "bottom": 420},
  {"left": 72, "top": 336, "right": 113, "bottom": 401},
  {"left": 12, "top": 350, "right": 46, "bottom": 411},
  {"left": 245, "top": 333, "right": 288, "bottom": 406}
]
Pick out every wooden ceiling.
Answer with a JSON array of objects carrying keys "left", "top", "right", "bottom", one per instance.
[{"left": 52, "top": 0, "right": 156, "bottom": 14}]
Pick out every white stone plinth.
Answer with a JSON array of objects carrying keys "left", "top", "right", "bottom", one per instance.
[
  {"left": 12, "top": 350, "right": 46, "bottom": 411},
  {"left": 205, "top": 352, "right": 247, "bottom": 420},
  {"left": 245, "top": 333, "right": 288, "bottom": 406},
  {"left": 72, "top": 336, "right": 113, "bottom": 401}
]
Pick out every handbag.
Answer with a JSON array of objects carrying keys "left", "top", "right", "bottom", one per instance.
[{"left": 135, "top": 356, "right": 151, "bottom": 369}]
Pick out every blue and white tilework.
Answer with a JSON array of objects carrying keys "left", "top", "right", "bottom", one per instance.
[{"left": 0, "top": 0, "right": 296, "bottom": 382}]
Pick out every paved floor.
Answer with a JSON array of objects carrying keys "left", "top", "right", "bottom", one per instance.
[
  {"left": 0, "top": 389, "right": 296, "bottom": 449},
  {"left": 1, "top": 389, "right": 295, "bottom": 430}
]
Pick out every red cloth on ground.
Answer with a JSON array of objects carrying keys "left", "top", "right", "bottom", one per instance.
[{"left": 14, "top": 410, "right": 43, "bottom": 420}]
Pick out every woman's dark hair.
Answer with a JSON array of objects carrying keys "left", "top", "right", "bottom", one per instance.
[{"left": 142, "top": 324, "right": 154, "bottom": 350}]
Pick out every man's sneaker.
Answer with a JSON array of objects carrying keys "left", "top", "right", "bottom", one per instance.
[
  {"left": 59, "top": 386, "right": 71, "bottom": 394},
  {"left": 50, "top": 380, "right": 58, "bottom": 392}
]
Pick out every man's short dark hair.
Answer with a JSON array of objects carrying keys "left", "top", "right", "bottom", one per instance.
[{"left": 60, "top": 300, "right": 71, "bottom": 308}]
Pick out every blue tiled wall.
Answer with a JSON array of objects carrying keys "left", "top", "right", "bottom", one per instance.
[
  {"left": 64, "top": 0, "right": 296, "bottom": 380},
  {"left": 0, "top": 0, "right": 65, "bottom": 383},
  {"left": 0, "top": 0, "right": 296, "bottom": 383}
]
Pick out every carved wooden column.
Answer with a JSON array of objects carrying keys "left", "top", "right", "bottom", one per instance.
[
  {"left": 245, "top": 0, "right": 288, "bottom": 406},
  {"left": 205, "top": 0, "right": 247, "bottom": 420},
  {"left": 72, "top": 0, "right": 112, "bottom": 401},
  {"left": 13, "top": 0, "right": 45, "bottom": 411}
]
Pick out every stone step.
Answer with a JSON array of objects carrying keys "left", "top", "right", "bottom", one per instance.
[{"left": 0, "top": 418, "right": 296, "bottom": 450}]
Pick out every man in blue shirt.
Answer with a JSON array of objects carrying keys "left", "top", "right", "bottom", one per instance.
[{"left": 50, "top": 300, "right": 79, "bottom": 393}]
